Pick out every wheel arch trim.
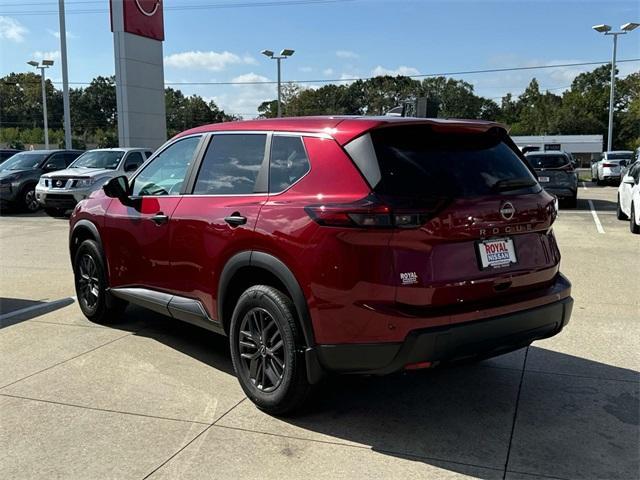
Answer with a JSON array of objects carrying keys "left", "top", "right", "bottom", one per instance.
[{"left": 218, "top": 250, "right": 315, "bottom": 348}]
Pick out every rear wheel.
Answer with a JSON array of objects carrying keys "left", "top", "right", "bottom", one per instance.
[
  {"left": 617, "top": 195, "right": 628, "bottom": 220},
  {"left": 230, "top": 285, "right": 311, "bottom": 415},
  {"left": 631, "top": 204, "right": 640, "bottom": 234},
  {"left": 73, "top": 239, "right": 127, "bottom": 323},
  {"left": 20, "top": 185, "right": 40, "bottom": 212},
  {"left": 567, "top": 193, "right": 577, "bottom": 209}
]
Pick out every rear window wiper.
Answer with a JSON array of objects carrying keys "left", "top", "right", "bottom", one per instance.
[{"left": 490, "top": 177, "right": 538, "bottom": 192}]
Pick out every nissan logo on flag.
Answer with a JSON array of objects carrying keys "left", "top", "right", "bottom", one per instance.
[{"left": 110, "top": 0, "right": 164, "bottom": 41}]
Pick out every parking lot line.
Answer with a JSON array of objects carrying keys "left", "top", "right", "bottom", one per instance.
[
  {"left": 581, "top": 181, "right": 588, "bottom": 190},
  {"left": 587, "top": 199, "right": 605, "bottom": 234}
]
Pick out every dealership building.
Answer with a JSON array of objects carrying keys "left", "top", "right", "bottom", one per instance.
[{"left": 511, "top": 134, "right": 603, "bottom": 165}]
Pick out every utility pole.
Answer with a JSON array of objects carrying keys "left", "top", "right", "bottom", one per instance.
[{"left": 59, "top": 0, "right": 73, "bottom": 149}]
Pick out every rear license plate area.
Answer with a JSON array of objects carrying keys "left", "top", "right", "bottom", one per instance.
[{"left": 476, "top": 237, "right": 518, "bottom": 269}]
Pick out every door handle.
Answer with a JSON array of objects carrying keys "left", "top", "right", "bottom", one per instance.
[
  {"left": 151, "top": 212, "right": 169, "bottom": 225},
  {"left": 224, "top": 213, "right": 247, "bottom": 227}
]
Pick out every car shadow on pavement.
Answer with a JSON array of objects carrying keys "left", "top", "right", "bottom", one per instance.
[
  {"left": 0, "top": 297, "right": 75, "bottom": 328},
  {"left": 119, "top": 307, "right": 639, "bottom": 479}
]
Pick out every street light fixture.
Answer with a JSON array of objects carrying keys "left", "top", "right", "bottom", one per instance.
[
  {"left": 261, "top": 48, "right": 295, "bottom": 117},
  {"left": 27, "top": 59, "right": 54, "bottom": 149},
  {"left": 592, "top": 22, "right": 638, "bottom": 151}
]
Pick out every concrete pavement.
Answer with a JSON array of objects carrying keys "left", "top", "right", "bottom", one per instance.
[{"left": 0, "top": 184, "right": 638, "bottom": 479}]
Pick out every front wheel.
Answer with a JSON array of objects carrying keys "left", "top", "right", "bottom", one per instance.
[
  {"left": 20, "top": 185, "right": 40, "bottom": 212},
  {"left": 73, "top": 239, "right": 127, "bottom": 323},
  {"left": 631, "top": 204, "right": 640, "bottom": 234},
  {"left": 617, "top": 195, "right": 628, "bottom": 220},
  {"left": 230, "top": 285, "right": 311, "bottom": 415}
]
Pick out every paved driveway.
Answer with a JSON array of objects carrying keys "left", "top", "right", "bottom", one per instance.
[{"left": 0, "top": 184, "right": 638, "bottom": 479}]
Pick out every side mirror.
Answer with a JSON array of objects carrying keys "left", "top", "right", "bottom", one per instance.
[
  {"left": 44, "top": 163, "right": 58, "bottom": 171},
  {"left": 623, "top": 175, "right": 635, "bottom": 185},
  {"left": 103, "top": 175, "right": 130, "bottom": 200}
]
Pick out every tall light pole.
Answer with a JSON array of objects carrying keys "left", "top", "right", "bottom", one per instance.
[
  {"left": 27, "top": 60, "right": 54, "bottom": 149},
  {"left": 261, "top": 49, "right": 295, "bottom": 117},
  {"left": 58, "top": 0, "right": 72, "bottom": 149},
  {"left": 592, "top": 22, "right": 639, "bottom": 151}
]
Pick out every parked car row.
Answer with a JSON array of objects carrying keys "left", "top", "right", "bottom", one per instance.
[
  {"left": 0, "top": 148, "right": 152, "bottom": 215},
  {"left": 617, "top": 161, "right": 640, "bottom": 234}
]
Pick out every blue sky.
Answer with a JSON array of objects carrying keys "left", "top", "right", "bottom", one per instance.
[{"left": 1, "top": 0, "right": 638, "bottom": 117}]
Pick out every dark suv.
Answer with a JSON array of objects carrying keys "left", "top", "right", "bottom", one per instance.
[
  {"left": 525, "top": 151, "right": 578, "bottom": 207},
  {"left": 69, "top": 117, "right": 573, "bottom": 414},
  {"left": 0, "top": 149, "right": 83, "bottom": 211}
]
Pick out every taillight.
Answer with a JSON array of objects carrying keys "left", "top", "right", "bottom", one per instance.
[
  {"left": 602, "top": 163, "right": 616, "bottom": 168},
  {"left": 305, "top": 195, "right": 436, "bottom": 229}
]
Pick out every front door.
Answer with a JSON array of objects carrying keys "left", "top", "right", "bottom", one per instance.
[
  {"left": 103, "top": 135, "right": 204, "bottom": 291},
  {"left": 170, "top": 133, "right": 270, "bottom": 320}
]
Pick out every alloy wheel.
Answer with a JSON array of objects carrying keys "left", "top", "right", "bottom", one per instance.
[
  {"left": 78, "top": 254, "right": 100, "bottom": 309},
  {"left": 24, "top": 189, "right": 39, "bottom": 212},
  {"left": 238, "top": 307, "right": 285, "bottom": 393}
]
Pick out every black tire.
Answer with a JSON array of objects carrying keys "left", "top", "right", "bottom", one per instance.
[
  {"left": 631, "top": 204, "right": 640, "bottom": 234},
  {"left": 567, "top": 194, "right": 577, "bottom": 209},
  {"left": 617, "top": 195, "right": 628, "bottom": 220},
  {"left": 230, "top": 285, "right": 311, "bottom": 415},
  {"left": 20, "top": 184, "right": 40, "bottom": 212},
  {"left": 44, "top": 207, "right": 66, "bottom": 218},
  {"left": 73, "top": 239, "right": 127, "bottom": 323}
]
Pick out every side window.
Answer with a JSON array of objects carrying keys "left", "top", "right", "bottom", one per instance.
[
  {"left": 63, "top": 153, "right": 75, "bottom": 166},
  {"left": 46, "top": 153, "right": 67, "bottom": 169},
  {"left": 123, "top": 152, "right": 144, "bottom": 172},
  {"left": 131, "top": 136, "right": 201, "bottom": 196},
  {"left": 193, "top": 134, "right": 266, "bottom": 195},
  {"left": 269, "top": 136, "right": 310, "bottom": 192},
  {"left": 145, "top": 151, "right": 154, "bottom": 159}
]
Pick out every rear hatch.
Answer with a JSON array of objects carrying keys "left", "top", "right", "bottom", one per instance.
[
  {"left": 345, "top": 125, "right": 559, "bottom": 314},
  {"left": 526, "top": 154, "right": 574, "bottom": 188}
]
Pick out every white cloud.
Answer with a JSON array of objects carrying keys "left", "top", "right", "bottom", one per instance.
[
  {"left": 206, "top": 72, "right": 275, "bottom": 117},
  {"left": 164, "top": 50, "right": 256, "bottom": 71},
  {"left": 0, "top": 16, "right": 28, "bottom": 42},
  {"left": 46, "top": 29, "right": 77, "bottom": 39},
  {"left": 32, "top": 50, "right": 61, "bottom": 61},
  {"left": 299, "top": 66, "right": 313, "bottom": 73},
  {"left": 372, "top": 65, "right": 420, "bottom": 77},
  {"left": 323, "top": 68, "right": 334, "bottom": 76},
  {"left": 336, "top": 50, "right": 358, "bottom": 59}
]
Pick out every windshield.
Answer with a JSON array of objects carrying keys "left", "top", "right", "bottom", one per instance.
[
  {"left": 0, "top": 152, "right": 47, "bottom": 171},
  {"left": 527, "top": 155, "right": 570, "bottom": 169},
  {"left": 70, "top": 151, "right": 124, "bottom": 169},
  {"left": 368, "top": 127, "right": 538, "bottom": 199}
]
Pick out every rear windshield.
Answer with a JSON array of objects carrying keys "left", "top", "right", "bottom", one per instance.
[
  {"left": 607, "top": 153, "right": 632, "bottom": 160},
  {"left": 365, "top": 127, "right": 538, "bottom": 199},
  {"left": 526, "top": 155, "right": 570, "bottom": 169}
]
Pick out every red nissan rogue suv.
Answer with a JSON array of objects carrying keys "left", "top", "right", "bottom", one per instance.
[{"left": 69, "top": 117, "right": 573, "bottom": 414}]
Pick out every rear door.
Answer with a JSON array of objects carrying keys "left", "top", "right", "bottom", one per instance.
[
  {"left": 351, "top": 126, "right": 558, "bottom": 314},
  {"left": 169, "top": 133, "right": 269, "bottom": 319},
  {"left": 103, "top": 135, "right": 204, "bottom": 291}
]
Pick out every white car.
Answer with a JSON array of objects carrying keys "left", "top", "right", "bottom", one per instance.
[
  {"left": 591, "top": 151, "right": 634, "bottom": 185},
  {"left": 617, "top": 162, "right": 640, "bottom": 234}
]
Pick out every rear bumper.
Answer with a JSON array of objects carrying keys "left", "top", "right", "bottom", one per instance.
[
  {"left": 314, "top": 294, "right": 573, "bottom": 375},
  {"left": 543, "top": 187, "right": 576, "bottom": 199}
]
